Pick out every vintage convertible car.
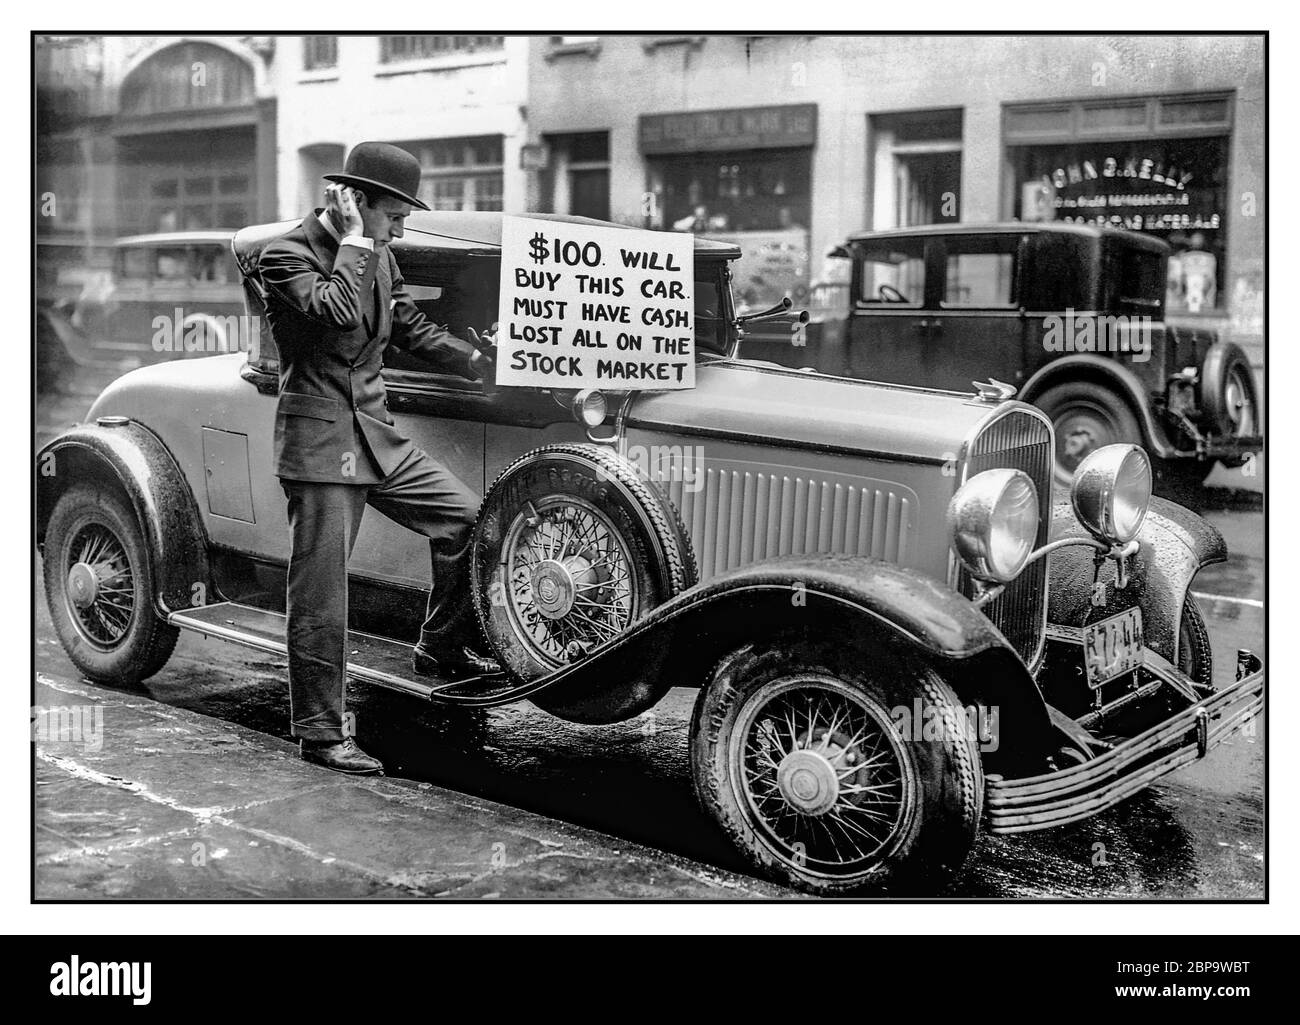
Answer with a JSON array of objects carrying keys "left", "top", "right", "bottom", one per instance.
[{"left": 35, "top": 211, "right": 1265, "bottom": 896}]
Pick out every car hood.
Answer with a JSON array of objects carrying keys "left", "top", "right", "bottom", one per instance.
[{"left": 627, "top": 359, "right": 1005, "bottom": 465}]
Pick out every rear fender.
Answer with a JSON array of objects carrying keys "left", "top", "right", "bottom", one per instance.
[
  {"left": 1047, "top": 495, "right": 1225, "bottom": 665},
  {"left": 1021, "top": 355, "right": 1175, "bottom": 458},
  {"left": 37, "top": 422, "right": 211, "bottom": 618}
]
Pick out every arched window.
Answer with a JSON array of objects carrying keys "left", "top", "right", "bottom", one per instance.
[{"left": 120, "top": 42, "right": 254, "bottom": 117}]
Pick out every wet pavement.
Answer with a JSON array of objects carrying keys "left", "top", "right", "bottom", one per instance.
[
  {"left": 34, "top": 365, "right": 1265, "bottom": 899},
  {"left": 34, "top": 671, "right": 789, "bottom": 899}
]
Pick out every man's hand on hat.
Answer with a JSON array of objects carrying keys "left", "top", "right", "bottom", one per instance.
[{"left": 326, "top": 183, "right": 365, "bottom": 237}]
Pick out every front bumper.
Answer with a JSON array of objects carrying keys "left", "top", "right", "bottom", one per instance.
[{"left": 984, "top": 649, "right": 1264, "bottom": 833}]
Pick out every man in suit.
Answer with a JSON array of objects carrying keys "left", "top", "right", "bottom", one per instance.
[{"left": 259, "top": 141, "right": 500, "bottom": 775}]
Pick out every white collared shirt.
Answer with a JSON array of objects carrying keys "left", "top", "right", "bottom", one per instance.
[{"left": 318, "top": 210, "right": 373, "bottom": 252}]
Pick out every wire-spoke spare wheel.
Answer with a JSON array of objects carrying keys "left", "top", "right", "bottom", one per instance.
[
  {"left": 43, "top": 484, "right": 179, "bottom": 686},
  {"left": 472, "top": 443, "right": 697, "bottom": 724},
  {"left": 691, "top": 642, "right": 983, "bottom": 896}
]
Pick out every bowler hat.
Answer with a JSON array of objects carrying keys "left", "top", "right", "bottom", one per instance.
[{"left": 324, "top": 141, "right": 430, "bottom": 211}]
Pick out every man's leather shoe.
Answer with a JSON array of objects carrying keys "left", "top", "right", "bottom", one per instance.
[
  {"left": 412, "top": 643, "right": 502, "bottom": 679},
  {"left": 299, "top": 737, "right": 384, "bottom": 775}
]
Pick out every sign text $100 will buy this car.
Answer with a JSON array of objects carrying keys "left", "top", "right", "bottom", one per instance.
[{"left": 495, "top": 215, "right": 695, "bottom": 390}]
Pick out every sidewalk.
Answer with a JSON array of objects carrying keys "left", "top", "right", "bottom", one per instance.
[{"left": 34, "top": 673, "right": 790, "bottom": 899}]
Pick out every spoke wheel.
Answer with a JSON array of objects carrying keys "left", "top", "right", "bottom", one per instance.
[
  {"left": 63, "top": 522, "right": 137, "bottom": 649},
  {"left": 472, "top": 444, "right": 696, "bottom": 724},
  {"left": 731, "top": 675, "right": 915, "bottom": 877},
  {"left": 43, "top": 484, "right": 179, "bottom": 686},
  {"left": 692, "top": 642, "right": 983, "bottom": 896},
  {"left": 502, "top": 495, "right": 639, "bottom": 670}
]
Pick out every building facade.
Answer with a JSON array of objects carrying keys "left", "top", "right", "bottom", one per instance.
[
  {"left": 524, "top": 34, "right": 1264, "bottom": 350},
  {"left": 36, "top": 33, "right": 529, "bottom": 255},
  {"left": 36, "top": 35, "right": 279, "bottom": 247},
  {"left": 271, "top": 34, "right": 528, "bottom": 222},
  {"left": 36, "top": 35, "right": 1265, "bottom": 352}
]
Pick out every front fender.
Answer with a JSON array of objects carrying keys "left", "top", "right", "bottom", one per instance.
[
  {"left": 469, "top": 555, "right": 1057, "bottom": 773},
  {"left": 1047, "top": 495, "right": 1225, "bottom": 665},
  {"left": 36, "top": 421, "right": 211, "bottom": 618}
]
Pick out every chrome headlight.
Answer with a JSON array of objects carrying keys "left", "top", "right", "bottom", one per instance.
[
  {"left": 948, "top": 469, "right": 1040, "bottom": 584},
  {"left": 1071, "top": 444, "right": 1151, "bottom": 545}
]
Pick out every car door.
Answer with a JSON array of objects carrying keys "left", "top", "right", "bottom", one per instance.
[
  {"left": 842, "top": 235, "right": 932, "bottom": 383},
  {"left": 345, "top": 276, "right": 587, "bottom": 593},
  {"left": 923, "top": 232, "right": 1029, "bottom": 391}
]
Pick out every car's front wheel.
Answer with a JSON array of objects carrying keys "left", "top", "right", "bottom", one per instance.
[
  {"left": 43, "top": 484, "right": 179, "bottom": 686},
  {"left": 691, "top": 641, "right": 983, "bottom": 896}
]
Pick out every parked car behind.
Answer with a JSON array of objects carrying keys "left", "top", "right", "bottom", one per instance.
[
  {"left": 37, "top": 231, "right": 244, "bottom": 387},
  {"left": 36, "top": 211, "right": 1264, "bottom": 896},
  {"left": 745, "top": 222, "right": 1262, "bottom": 489}
]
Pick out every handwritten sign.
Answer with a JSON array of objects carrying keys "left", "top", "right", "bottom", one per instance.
[{"left": 496, "top": 216, "right": 695, "bottom": 390}]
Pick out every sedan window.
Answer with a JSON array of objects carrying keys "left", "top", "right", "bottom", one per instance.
[
  {"left": 153, "top": 247, "right": 192, "bottom": 281},
  {"left": 940, "top": 235, "right": 1020, "bottom": 309},
  {"left": 855, "top": 240, "right": 925, "bottom": 306},
  {"left": 118, "top": 248, "right": 151, "bottom": 281}
]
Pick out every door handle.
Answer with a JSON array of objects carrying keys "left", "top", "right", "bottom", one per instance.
[{"left": 912, "top": 319, "right": 931, "bottom": 335}]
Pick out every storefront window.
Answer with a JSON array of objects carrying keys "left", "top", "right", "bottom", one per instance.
[
  {"left": 639, "top": 105, "right": 817, "bottom": 313},
  {"left": 649, "top": 148, "right": 810, "bottom": 234},
  {"left": 1006, "top": 96, "right": 1231, "bottom": 315}
]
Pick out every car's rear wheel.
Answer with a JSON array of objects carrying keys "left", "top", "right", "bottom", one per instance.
[
  {"left": 471, "top": 443, "right": 696, "bottom": 723},
  {"left": 1035, "top": 381, "right": 1144, "bottom": 487},
  {"left": 43, "top": 484, "right": 179, "bottom": 686},
  {"left": 691, "top": 641, "right": 982, "bottom": 896}
]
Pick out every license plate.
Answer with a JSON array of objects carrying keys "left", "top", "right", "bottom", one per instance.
[{"left": 1083, "top": 607, "right": 1144, "bottom": 689}]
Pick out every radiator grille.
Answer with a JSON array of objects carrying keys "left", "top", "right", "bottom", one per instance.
[
  {"left": 661, "top": 463, "right": 913, "bottom": 581},
  {"left": 959, "top": 409, "right": 1053, "bottom": 666}
]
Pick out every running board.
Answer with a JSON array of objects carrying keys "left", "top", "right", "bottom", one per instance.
[{"left": 169, "top": 602, "right": 466, "bottom": 702}]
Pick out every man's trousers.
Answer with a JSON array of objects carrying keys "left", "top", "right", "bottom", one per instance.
[{"left": 280, "top": 446, "right": 479, "bottom": 742}]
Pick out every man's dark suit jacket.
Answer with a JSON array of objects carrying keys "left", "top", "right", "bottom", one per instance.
[{"left": 259, "top": 212, "right": 479, "bottom": 484}]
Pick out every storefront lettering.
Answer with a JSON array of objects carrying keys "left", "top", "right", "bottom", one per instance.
[
  {"left": 1048, "top": 154, "right": 1194, "bottom": 192},
  {"left": 639, "top": 104, "right": 817, "bottom": 154}
]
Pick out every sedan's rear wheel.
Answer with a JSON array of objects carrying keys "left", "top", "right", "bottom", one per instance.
[{"left": 1036, "top": 381, "right": 1144, "bottom": 487}]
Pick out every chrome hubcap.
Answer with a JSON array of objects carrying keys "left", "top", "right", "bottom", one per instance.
[
  {"left": 733, "top": 679, "right": 914, "bottom": 876},
  {"left": 776, "top": 747, "right": 841, "bottom": 815},
  {"left": 531, "top": 558, "right": 584, "bottom": 620},
  {"left": 66, "top": 562, "right": 100, "bottom": 609},
  {"left": 64, "top": 523, "right": 134, "bottom": 648}
]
